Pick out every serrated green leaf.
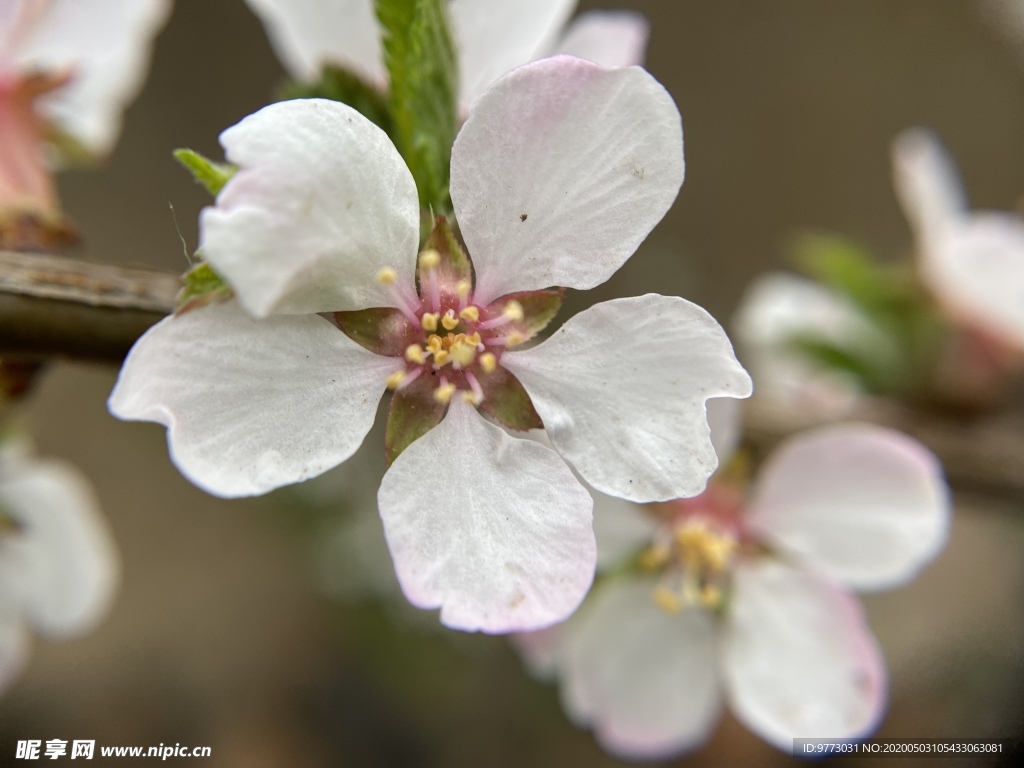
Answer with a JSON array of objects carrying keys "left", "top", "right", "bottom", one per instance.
[
  {"left": 375, "top": 0, "right": 458, "bottom": 212},
  {"left": 173, "top": 148, "right": 237, "bottom": 197},
  {"left": 280, "top": 65, "right": 394, "bottom": 135},
  {"left": 176, "top": 261, "right": 232, "bottom": 314}
]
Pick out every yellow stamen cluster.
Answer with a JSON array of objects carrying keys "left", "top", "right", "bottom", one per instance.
[
  {"left": 643, "top": 519, "right": 738, "bottom": 614},
  {"left": 422, "top": 332, "right": 483, "bottom": 369}
]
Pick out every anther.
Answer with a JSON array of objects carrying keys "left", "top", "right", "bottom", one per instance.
[
  {"left": 405, "top": 344, "right": 425, "bottom": 365},
  {"left": 504, "top": 331, "right": 526, "bottom": 348},
  {"left": 433, "top": 383, "right": 457, "bottom": 404},
  {"left": 479, "top": 352, "right": 497, "bottom": 374},
  {"left": 652, "top": 586, "right": 682, "bottom": 614},
  {"left": 466, "top": 332, "right": 482, "bottom": 347},
  {"left": 426, "top": 335, "right": 443, "bottom": 353},
  {"left": 457, "top": 280, "right": 472, "bottom": 299},
  {"left": 459, "top": 306, "right": 480, "bottom": 323},
  {"left": 421, "top": 313, "right": 439, "bottom": 332},
  {"left": 386, "top": 370, "right": 406, "bottom": 390},
  {"left": 376, "top": 267, "right": 398, "bottom": 285},
  {"left": 419, "top": 249, "right": 441, "bottom": 270},
  {"left": 441, "top": 310, "right": 459, "bottom": 331},
  {"left": 433, "top": 349, "right": 450, "bottom": 367},
  {"left": 450, "top": 339, "right": 477, "bottom": 368},
  {"left": 503, "top": 300, "right": 524, "bottom": 322},
  {"left": 639, "top": 544, "right": 670, "bottom": 570}
]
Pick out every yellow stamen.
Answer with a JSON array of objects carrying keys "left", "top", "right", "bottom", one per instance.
[
  {"left": 433, "top": 349, "right": 450, "bottom": 367},
  {"left": 504, "top": 331, "right": 526, "bottom": 348},
  {"left": 450, "top": 339, "right": 477, "bottom": 368},
  {"left": 376, "top": 267, "right": 398, "bottom": 285},
  {"left": 699, "top": 584, "right": 723, "bottom": 608},
  {"left": 503, "top": 300, "right": 524, "bottom": 322},
  {"left": 419, "top": 249, "right": 441, "bottom": 269},
  {"left": 466, "top": 331, "right": 482, "bottom": 347},
  {"left": 639, "top": 543, "right": 670, "bottom": 570},
  {"left": 456, "top": 280, "right": 472, "bottom": 299},
  {"left": 421, "top": 313, "right": 439, "bottom": 332},
  {"left": 479, "top": 352, "right": 497, "bottom": 374},
  {"left": 462, "top": 390, "right": 483, "bottom": 405},
  {"left": 433, "top": 383, "right": 457, "bottom": 404},
  {"left": 441, "top": 310, "right": 460, "bottom": 331},
  {"left": 652, "top": 585, "right": 682, "bottom": 614},
  {"left": 405, "top": 344, "right": 425, "bottom": 365},
  {"left": 386, "top": 370, "right": 406, "bottom": 390},
  {"left": 426, "top": 334, "right": 443, "bottom": 353},
  {"left": 459, "top": 306, "right": 480, "bottom": 323}
]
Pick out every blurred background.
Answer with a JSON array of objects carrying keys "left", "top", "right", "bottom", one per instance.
[{"left": 2, "top": 1, "right": 1024, "bottom": 765}]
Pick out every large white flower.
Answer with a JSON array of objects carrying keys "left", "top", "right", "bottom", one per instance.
[
  {"left": 893, "top": 128, "right": 1024, "bottom": 352},
  {"left": 109, "top": 57, "right": 752, "bottom": 633},
  {"left": 244, "top": 0, "right": 648, "bottom": 110},
  {"left": 517, "top": 420, "right": 950, "bottom": 759},
  {"left": 0, "top": 438, "right": 119, "bottom": 695},
  {"left": 0, "top": 0, "right": 170, "bottom": 217}
]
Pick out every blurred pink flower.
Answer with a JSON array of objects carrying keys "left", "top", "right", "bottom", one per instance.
[
  {"left": 516, "top": 416, "right": 950, "bottom": 759},
  {"left": 109, "top": 57, "right": 752, "bottom": 633}
]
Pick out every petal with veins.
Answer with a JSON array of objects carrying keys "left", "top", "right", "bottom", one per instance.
[
  {"left": 504, "top": 295, "right": 752, "bottom": 502},
  {"left": 747, "top": 424, "right": 950, "bottom": 591},
  {"left": 560, "top": 578, "right": 722, "bottom": 760},
  {"left": 451, "top": 57, "right": 684, "bottom": 305},
  {"left": 244, "top": 0, "right": 384, "bottom": 85},
  {"left": 200, "top": 99, "right": 420, "bottom": 317},
  {"left": 723, "top": 560, "right": 886, "bottom": 750},
  {"left": 17, "top": 0, "right": 171, "bottom": 155},
  {"left": 0, "top": 457, "right": 118, "bottom": 637},
  {"left": 450, "top": 0, "right": 576, "bottom": 110},
  {"left": 109, "top": 302, "right": 395, "bottom": 498},
  {"left": 378, "top": 399, "right": 595, "bottom": 633},
  {"left": 552, "top": 11, "right": 649, "bottom": 68}
]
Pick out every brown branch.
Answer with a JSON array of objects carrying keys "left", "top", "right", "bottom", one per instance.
[{"left": 0, "top": 250, "right": 177, "bottom": 362}]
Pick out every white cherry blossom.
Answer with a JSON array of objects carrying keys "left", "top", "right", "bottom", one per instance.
[
  {"left": 516, "top": 422, "right": 950, "bottom": 759},
  {"left": 893, "top": 128, "right": 1024, "bottom": 351},
  {"left": 0, "top": 438, "right": 119, "bottom": 695},
  {"left": 244, "top": 0, "right": 648, "bottom": 110},
  {"left": 110, "top": 57, "right": 752, "bottom": 633}
]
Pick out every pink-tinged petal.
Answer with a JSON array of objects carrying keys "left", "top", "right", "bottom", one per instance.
[
  {"left": 244, "top": 0, "right": 384, "bottom": 85},
  {"left": 200, "top": 99, "right": 420, "bottom": 317},
  {"left": 921, "top": 213, "right": 1024, "bottom": 350},
  {"left": 747, "top": 424, "right": 950, "bottom": 591},
  {"left": 450, "top": 0, "right": 576, "bottom": 109},
  {"left": 560, "top": 578, "right": 722, "bottom": 760},
  {"left": 891, "top": 129, "right": 967, "bottom": 254},
  {"left": 377, "top": 399, "right": 595, "bottom": 633},
  {"left": 17, "top": 0, "right": 171, "bottom": 155},
  {"left": 0, "top": 455, "right": 118, "bottom": 637},
  {"left": 108, "top": 302, "right": 395, "bottom": 498},
  {"left": 451, "top": 57, "right": 684, "bottom": 305},
  {"left": 732, "top": 273, "right": 876, "bottom": 416},
  {"left": 723, "top": 560, "right": 886, "bottom": 750},
  {"left": 552, "top": 11, "right": 649, "bottom": 68},
  {"left": 511, "top": 623, "right": 566, "bottom": 681},
  {"left": 504, "top": 295, "right": 753, "bottom": 503}
]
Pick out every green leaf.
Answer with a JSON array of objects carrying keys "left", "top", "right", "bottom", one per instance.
[
  {"left": 176, "top": 261, "right": 232, "bottom": 314},
  {"left": 375, "top": 0, "right": 458, "bottom": 212},
  {"left": 385, "top": 373, "right": 448, "bottom": 463},
  {"left": 280, "top": 65, "right": 393, "bottom": 135},
  {"left": 173, "top": 148, "right": 237, "bottom": 197},
  {"left": 787, "top": 334, "right": 885, "bottom": 392},
  {"left": 477, "top": 367, "right": 543, "bottom": 431},
  {"left": 336, "top": 307, "right": 418, "bottom": 356}
]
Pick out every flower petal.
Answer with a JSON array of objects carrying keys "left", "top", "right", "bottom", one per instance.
[
  {"left": 591, "top": 492, "right": 658, "bottom": 571},
  {"left": 17, "top": 0, "right": 170, "bottom": 155},
  {"left": 747, "top": 424, "right": 950, "bottom": 591},
  {"left": 450, "top": 56, "right": 684, "bottom": 305},
  {"left": 552, "top": 11, "right": 649, "bottom": 68},
  {"left": 510, "top": 623, "right": 566, "bottom": 681},
  {"left": 108, "top": 302, "right": 395, "bottom": 498},
  {"left": 244, "top": 0, "right": 384, "bottom": 84},
  {"left": 450, "top": 0, "right": 576, "bottom": 109},
  {"left": 0, "top": 456, "right": 118, "bottom": 637},
  {"left": 200, "top": 99, "right": 420, "bottom": 317},
  {"left": 707, "top": 396, "right": 743, "bottom": 467},
  {"left": 377, "top": 399, "right": 595, "bottom": 633},
  {"left": 891, "top": 129, "right": 967, "bottom": 253},
  {"left": 504, "top": 295, "right": 753, "bottom": 502},
  {"left": 921, "top": 213, "right": 1024, "bottom": 350},
  {"left": 723, "top": 560, "right": 886, "bottom": 750},
  {"left": 560, "top": 578, "right": 722, "bottom": 760}
]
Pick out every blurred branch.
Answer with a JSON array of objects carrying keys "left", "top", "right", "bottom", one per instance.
[
  {"left": 746, "top": 398, "right": 1024, "bottom": 502},
  {"left": 0, "top": 250, "right": 177, "bottom": 362}
]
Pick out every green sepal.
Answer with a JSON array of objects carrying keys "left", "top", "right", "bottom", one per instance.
[
  {"left": 375, "top": 0, "right": 458, "bottom": 212},
  {"left": 176, "top": 261, "right": 233, "bottom": 314},
  {"left": 477, "top": 366, "right": 543, "bottom": 431},
  {"left": 280, "top": 65, "right": 393, "bottom": 136},
  {"left": 386, "top": 373, "right": 448, "bottom": 464},
  {"left": 486, "top": 288, "right": 565, "bottom": 342},
  {"left": 173, "top": 148, "right": 237, "bottom": 197},
  {"left": 420, "top": 214, "right": 471, "bottom": 288},
  {"left": 335, "top": 307, "right": 418, "bottom": 356}
]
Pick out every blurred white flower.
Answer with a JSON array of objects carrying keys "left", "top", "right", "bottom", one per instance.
[
  {"left": 110, "top": 57, "right": 752, "bottom": 634},
  {"left": 245, "top": 0, "right": 648, "bottom": 111},
  {"left": 893, "top": 128, "right": 1024, "bottom": 352},
  {"left": 0, "top": 437, "right": 119, "bottom": 695},
  {"left": 516, "top": 420, "right": 950, "bottom": 760}
]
